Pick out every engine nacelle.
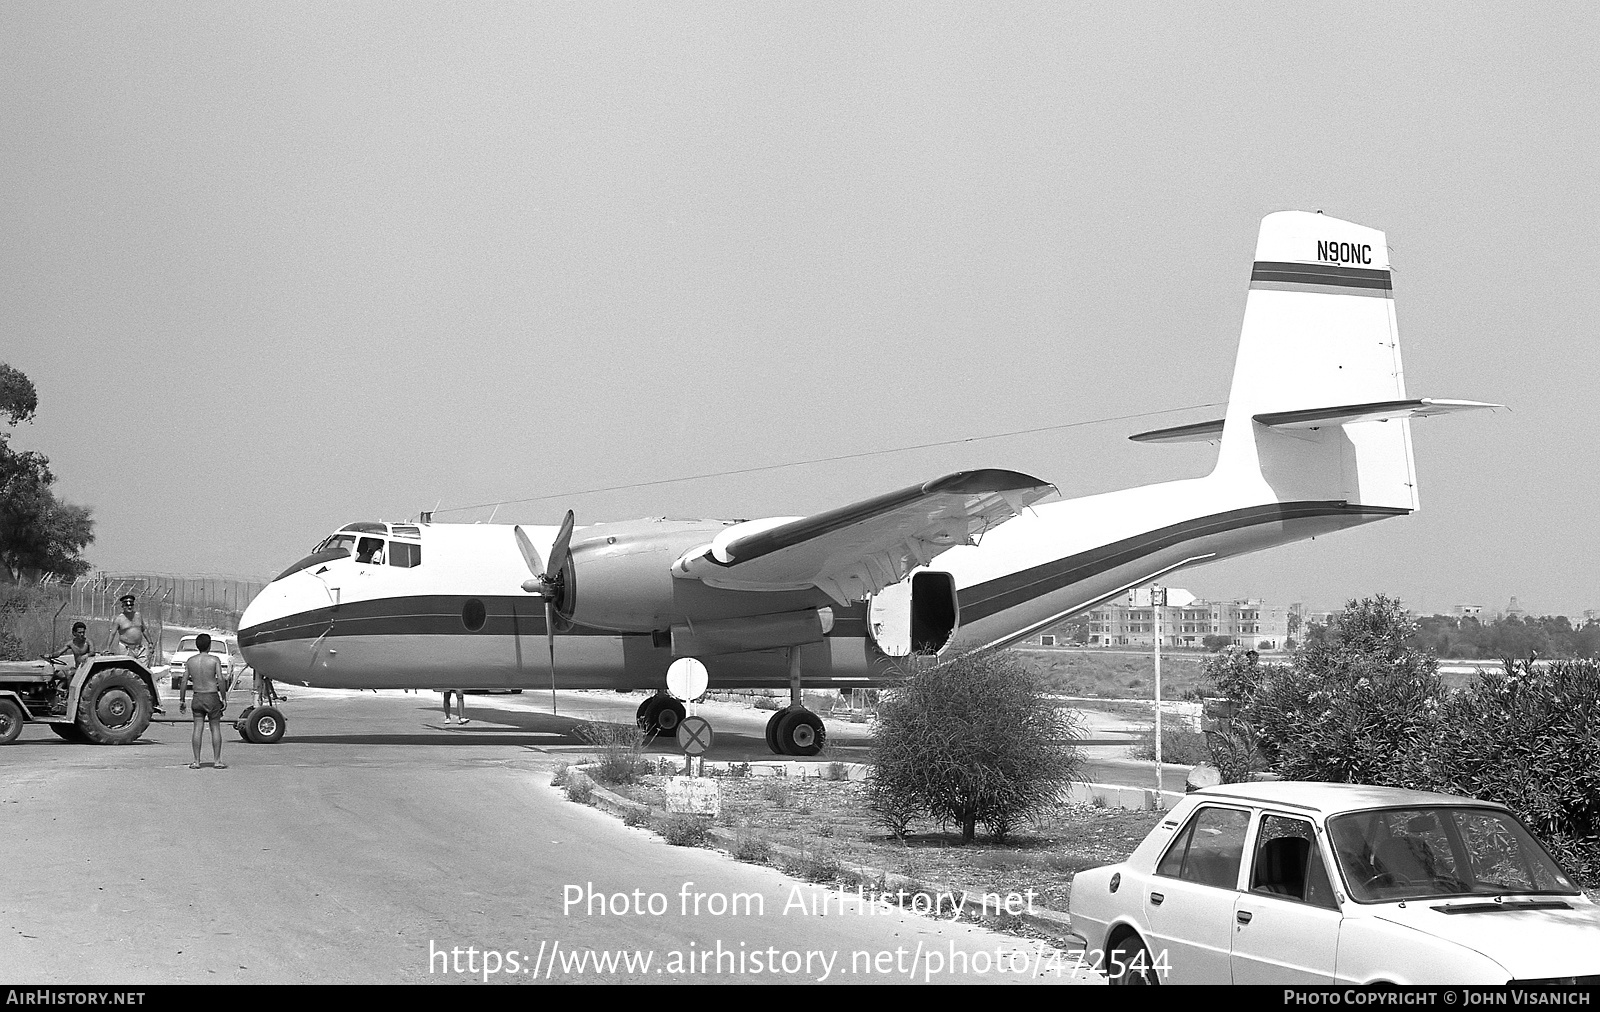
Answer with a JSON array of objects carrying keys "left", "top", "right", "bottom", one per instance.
[
  {"left": 866, "top": 570, "right": 958, "bottom": 657},
  {"left": 561, "top": 524, "right": 718, "bottom": 632}
]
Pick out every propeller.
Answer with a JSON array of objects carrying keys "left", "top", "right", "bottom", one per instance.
[{"left": 515, "top": 511, "right": 575, "bottom": 715}]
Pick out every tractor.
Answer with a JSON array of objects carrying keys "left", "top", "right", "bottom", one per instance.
[{"left": 0, "top": 654, "right": 162, "bottom": 745}]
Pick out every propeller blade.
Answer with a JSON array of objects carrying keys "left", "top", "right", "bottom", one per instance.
[
  {"left": 545, "top": 598, "right": 558, "bottom": 715},
  {"left": 545, "top": 510, "right": 576, "bottom": 581},
  {"left": 513, "top": 525, "right": 542, "bottom": 577}
]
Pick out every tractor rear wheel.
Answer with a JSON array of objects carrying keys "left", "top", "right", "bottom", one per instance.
[{"left": 75, "top": 667, "right": 153, "bottom": 744}]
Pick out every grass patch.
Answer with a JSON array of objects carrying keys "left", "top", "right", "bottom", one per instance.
[
  {"left": 655, "top": 814, "right": 712, "bottom": 847},
  {"left": 564, "top": 779, "right": 593, "bottom": 805}
]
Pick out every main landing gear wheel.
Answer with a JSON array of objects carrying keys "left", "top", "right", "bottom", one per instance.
[
  {"left": 764, "top": 708, "right": 786, "bottom": 754},
  {"left": 773, "top": 708, "right": 825, "bottom": 757},
  {"left": 239, "top": 705, "right": 286, "bottom": 744},
  {"left": 638, "top": 695, "right": 686, "bottom": 736}
]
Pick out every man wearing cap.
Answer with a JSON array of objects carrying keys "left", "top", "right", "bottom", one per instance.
[{"left": 108, "top": 593, "right": 162, "bottom": 712}]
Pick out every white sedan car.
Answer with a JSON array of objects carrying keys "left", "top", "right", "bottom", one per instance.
[
  {"left": 1069, "top": 782, "right": 1600, "bottom": 985},
  {"left": 167, "top": 634, "right": 237, "bottom": 690}
]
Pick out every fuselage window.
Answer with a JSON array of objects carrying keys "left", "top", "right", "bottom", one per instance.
[
  {"left": 387, "top": 542, "right": 421, "bottom": 568},
  {"left": 462, "top": 598, "right": 487, "bottom": 632},
  {"left": 356, "top": 537, "right": 386, "bottom": 565}
]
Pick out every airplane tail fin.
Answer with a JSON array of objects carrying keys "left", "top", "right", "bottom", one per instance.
[
  {"left": 1128, "top": 211, "right": 1496, "bottom": 511},
  {"left": 1213, "top": 211, "right": 1417, "bottom": 509}
]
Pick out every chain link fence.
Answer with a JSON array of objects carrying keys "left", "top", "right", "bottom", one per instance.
[{"left": 31, "top": 572, "right": 270, "bottom": 662}]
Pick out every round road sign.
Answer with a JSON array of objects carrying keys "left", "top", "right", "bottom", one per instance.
[
  {"left": 676, "top": 715, "right": 714, "bottom": 756},
  {"left": 665, "top": 657, "right": 708, "bottom": 701}
]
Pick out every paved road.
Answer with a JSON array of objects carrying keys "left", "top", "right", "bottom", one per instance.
[{"left": 0, "top": 690, "right": 1097, "bottom": 985}]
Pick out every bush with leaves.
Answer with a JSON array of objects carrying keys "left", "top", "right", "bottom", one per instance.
[
  {"left": 867, "top": 648, "right": 1083, "bottom": 843},
  {"left": 577, "top": 720, "right": 648, "bottom": 785},
  {"left": 1226, "top": 596, "right": 1443, "bottom": 783},
  {"left": 1397, "top": 659, "right": 1600, "bottom": 883}
]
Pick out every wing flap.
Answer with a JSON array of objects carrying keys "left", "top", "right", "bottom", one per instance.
[{"left": 673, "top": 468, "right": 1055, "bottom": 603}]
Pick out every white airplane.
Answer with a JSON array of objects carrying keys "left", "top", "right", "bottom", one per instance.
[{"left": 238, "top": 211, "right": 1496, "bottom": 755}]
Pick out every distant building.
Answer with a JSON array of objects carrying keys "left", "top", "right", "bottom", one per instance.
[
  {"left": 1027, "top": 591, "right": 1290, "bottom": 650},
  {"left": 1452, "top": 604, "right": 1484, "bottom": 619}
]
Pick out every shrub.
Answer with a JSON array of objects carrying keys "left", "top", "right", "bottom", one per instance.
[
  {"left": 1224, "top": 597, "right": 1443, "bottom": 783},
  {"left": 1397, "top": 659, "right": 1600, "bottom": 883},
  {"left": 783, "top": 848, "right": 840, "bottom": 882},
  {"left": 550, "top": 763, "right": 570, "bottom": 787},
  {"left": 622, "top": 805, "right": 651, "bottom": 828},
  {"left": 868, "top": 648, "right": 1083, "bottom": 843},
  {"left": 760, "top": 779, "right": 792, "bottom": 808},
  {"left": 826, "top": 762, "right": 849, "bottom": 782},
  {"left": 1130, "top": 725, "right": 1210, "bottom": 766},
  {"left": 577, "top": 720, "right": 648, "bottom": 785},
  {"left": 564, "top": 778, "right": 593, "bottom": 805},
  {"left": 730, "top": 835, "right": 771, "bottom": 863},
  {"left": 655, "top": 814, "right": 712, "bottom": 847}
]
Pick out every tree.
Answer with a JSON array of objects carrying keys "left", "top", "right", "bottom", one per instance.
[
  {"left": 1242, "top": 595, "right": 1443, "bottom": 783},
  {"left": 0, "top": 363, "right": 93, "bottom": 581},
  {"left": 867, "top": 649, "right": 1082, "bottom": 843}
]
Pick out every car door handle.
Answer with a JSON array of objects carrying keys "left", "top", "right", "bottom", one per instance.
[
  {"left": 1149, "top": 892, "right": 1164, "bottom": 905},
  {"left": 1236, "top": 910, "right": 1253, "bottom": 924}
]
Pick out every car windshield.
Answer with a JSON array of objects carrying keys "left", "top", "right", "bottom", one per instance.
[{"left": 1327, "top": 806, "right": 1579, "bottom": 903}]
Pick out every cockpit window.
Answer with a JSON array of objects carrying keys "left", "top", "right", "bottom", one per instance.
[{"left": 356, "top": 537, "right": 385, "bottom": 564}]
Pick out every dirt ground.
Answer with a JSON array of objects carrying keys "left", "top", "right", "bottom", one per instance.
[{"left": 599, "top": 772, "right": 1164, "bottom": 924}]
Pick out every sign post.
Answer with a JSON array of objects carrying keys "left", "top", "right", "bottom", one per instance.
[{"left": 1152, "top": 584, "right": 1165, "bottom": 805}]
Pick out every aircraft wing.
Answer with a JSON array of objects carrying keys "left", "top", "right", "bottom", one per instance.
[{"left": 672, "top": 469, "right": 1055, "bottom": 604}]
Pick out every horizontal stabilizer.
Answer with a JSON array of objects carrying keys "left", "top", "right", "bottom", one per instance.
[
  {"left": 1130, "top": 398, "right": 1499, "bottom": 443},
  {"left": 1254, "top": 398, "right": 1501, "bottom": 429}
]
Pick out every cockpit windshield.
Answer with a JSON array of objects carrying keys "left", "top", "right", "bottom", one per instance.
[{"left": 314, "top": 534, "right": 358, "bottom": 555}]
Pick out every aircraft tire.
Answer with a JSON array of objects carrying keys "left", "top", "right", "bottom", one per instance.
[
  {"left": 775, "top": 708, "right": 825, "bottom": 757},
  {"left": 655, "top": 698, "right": 686, "bottom": 734},
  {"left": 764, "top": 708, "right": 787, "bottom": 754},
  {"left": 245, "top": 705, "right": 287, "bottom": 744},
  {"left": 235, "top": 705, "right": 257, "bottom": 742},
  {"left": 75, "top": 667, "right": 153, "bottom": 745},
  {"left": 636, "top": 696, "right": 654, "bottom": 730}
]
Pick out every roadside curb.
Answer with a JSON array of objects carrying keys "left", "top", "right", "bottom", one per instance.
[{"left": 557, "top": 761, "right": 1087, "bottom": 948}]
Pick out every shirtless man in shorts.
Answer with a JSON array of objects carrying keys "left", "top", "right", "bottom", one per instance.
[
  {"left": 179, "top": 633, "right": 227, "bottom": 769},
  {"left": 108, "top": 593, "right": 163, "bottom": 712}
]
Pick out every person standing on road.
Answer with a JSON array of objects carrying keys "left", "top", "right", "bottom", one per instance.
[
  {"left": 179, "top": 633, "right": 227, "bottom": 769},
  {"left": 438, "top": 688, "right": 468, "bottom": 725},
  {"left": 108, "top": 593, "right": 163, "bottom": 713}
]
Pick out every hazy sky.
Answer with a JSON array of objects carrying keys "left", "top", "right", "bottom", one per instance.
[{"left": 3, "top": 4, "right": 1596, "bottom": 616}]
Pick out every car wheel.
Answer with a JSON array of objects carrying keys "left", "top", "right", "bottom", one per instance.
[{"left": 1107, "top": 934, "right": 1159, "bottom": 986}]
